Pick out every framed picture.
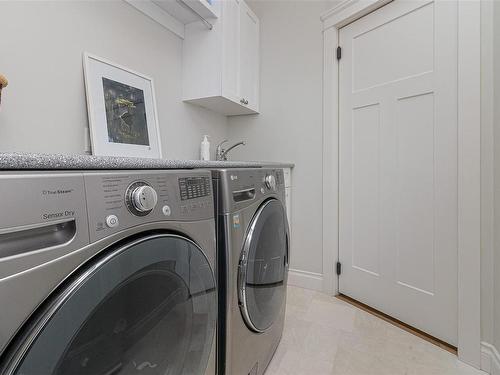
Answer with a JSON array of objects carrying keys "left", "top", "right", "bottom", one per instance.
[{"left": 83, "top": 53, "right": 162, "bottom": 158}]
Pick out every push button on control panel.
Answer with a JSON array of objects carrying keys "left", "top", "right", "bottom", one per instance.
[
  {"left": 105, "top": 214, "right": 119, "bottom": 228},
  {"left": 162, "top": 205, "right": 171, "bottom": 217}
]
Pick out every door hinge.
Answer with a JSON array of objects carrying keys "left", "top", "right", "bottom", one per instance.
[
  {"left": 336, "top": 46, "right": 342, "bottom": 60},
  {"left": 336, "top": 261, "right": 342, "bottom": 275}
]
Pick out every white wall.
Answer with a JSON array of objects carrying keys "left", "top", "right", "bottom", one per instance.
[
  {"left": 493, "top": 0, "right": 500, "bottom": 355},
  {"left": 0, "top": 1, "right": 227, "bottom": 159},
  {"left": 482, "top": 0, "right": 500, "bottom": 372},
  {"left": 227, "top": 0, "right": 336, "bottom": 285},
  {"left": 481, "top": 0, "right": 495, "bottom": 348}
]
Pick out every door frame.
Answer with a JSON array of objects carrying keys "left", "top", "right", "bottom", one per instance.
[{"left": 320, "top": 0, "right": 481, "bottom": 368}]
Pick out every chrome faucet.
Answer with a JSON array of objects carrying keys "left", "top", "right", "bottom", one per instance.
[{"left": 216, "top": 139, "right": 246, "bottom": 161}]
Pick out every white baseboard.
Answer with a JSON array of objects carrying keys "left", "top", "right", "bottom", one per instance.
[
  {"left": 481, "top": 342, "right": 500, "bottom": 374},
  {"left": 288, "top": 268, "right": 323, "bottom": 291}
]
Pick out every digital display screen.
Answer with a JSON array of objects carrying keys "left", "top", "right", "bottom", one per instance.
[{"left": 179, "top": 177, "right": 211, "bottom": 200}]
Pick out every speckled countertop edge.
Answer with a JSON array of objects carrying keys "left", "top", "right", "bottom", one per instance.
[{"left": 0, "top": 152, "right": 294, "bottom": 170}]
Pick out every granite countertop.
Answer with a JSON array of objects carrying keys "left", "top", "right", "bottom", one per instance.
[{"left": 0, "top": 152, "right": 294, "bottom": 170}]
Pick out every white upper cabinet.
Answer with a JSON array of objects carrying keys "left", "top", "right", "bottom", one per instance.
[{"left": 183, "top": 0, "right": 260, "bottom": 115}]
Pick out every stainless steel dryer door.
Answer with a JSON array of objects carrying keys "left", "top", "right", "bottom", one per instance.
[
  {"left": 238, "top": 199, "right": 289, "bottom": 333},
  {"left": 1, "top": 234, "right": 217, "bottom": 375}
]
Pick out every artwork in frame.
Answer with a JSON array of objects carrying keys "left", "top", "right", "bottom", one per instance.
[{"left": 83, "top": 53, "right": 162, "bottom": 158}]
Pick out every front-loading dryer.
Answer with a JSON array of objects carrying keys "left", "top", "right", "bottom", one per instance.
[
  {"left": 0, "top": 169, "right": 217, "bottom": 375},
  {"left": 212, "top": 168, "right": 289, "bottom": 375}
]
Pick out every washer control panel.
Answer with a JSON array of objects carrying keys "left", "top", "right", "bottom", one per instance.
[
  {"left": 84, "top": 170, "right": 213, "bottom": 241},
  {"left": 213, "top": 168, "right": 285, "bottom": 214}
]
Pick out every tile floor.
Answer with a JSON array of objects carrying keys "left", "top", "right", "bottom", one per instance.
[{"left": 265, "top": 286, "right": 486, "bottom": 375}]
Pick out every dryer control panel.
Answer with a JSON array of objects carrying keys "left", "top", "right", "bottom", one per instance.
[{"left": 84, "top": 170, "right": 214, "bottom": 241}]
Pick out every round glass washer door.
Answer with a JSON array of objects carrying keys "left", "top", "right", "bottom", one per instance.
[
  {"left": 2, "top": 234, "right": 217, "bottom": 375},
  {"left": 238, "top": 199, "right": 289, "bottom": 333}
]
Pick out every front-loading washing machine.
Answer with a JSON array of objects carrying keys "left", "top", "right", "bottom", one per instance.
[
  {"left": 0, "top": 169, "right": 217, "bottom": 375},
  {"left": 212, "top": 168, "right": 289, "bottom": 375}
]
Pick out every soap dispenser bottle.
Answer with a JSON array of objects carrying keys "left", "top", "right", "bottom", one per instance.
[{"left": 200, "top": 135, "right": 210, "bottom": 161}]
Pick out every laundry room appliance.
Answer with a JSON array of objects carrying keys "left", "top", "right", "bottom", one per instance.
[
  {"left": 213, "top": 168, "right": 289, "bottom": 375},
  {"left": 0, "top": 169, "right": 217, "bottom": 375}
]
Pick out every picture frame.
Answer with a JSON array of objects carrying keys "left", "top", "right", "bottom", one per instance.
[{"left": 83, "top": 53, "right": 162, "bottom": 158}]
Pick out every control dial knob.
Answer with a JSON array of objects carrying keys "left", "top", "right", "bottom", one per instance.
[
  {"left": 264, "top": 174, "right": 277, "bottom": 191},
  {"left": 126, "top": 182, "right": 158, "bottom": 216}
]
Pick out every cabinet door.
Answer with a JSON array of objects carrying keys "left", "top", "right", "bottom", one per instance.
[
  {"left": 239, "top": 1, "right": 259, "bottom": 111},
  {"left": 221, "top": 0, "right": 240, "bottom": 103}
]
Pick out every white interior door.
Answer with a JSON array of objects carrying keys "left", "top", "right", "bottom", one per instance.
[{"left": 339, "top": 0, "right": 458, "bottom": 345}]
